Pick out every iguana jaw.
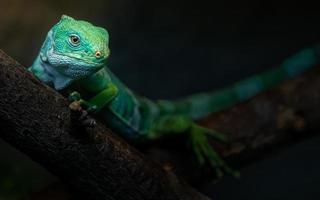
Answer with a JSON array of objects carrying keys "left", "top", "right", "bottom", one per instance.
[
  {"left": 54, "top": 51, "right": 108, "bottom": 65},
  {"left": 38, "top": 47, "right": 106, "bottom": 90}
]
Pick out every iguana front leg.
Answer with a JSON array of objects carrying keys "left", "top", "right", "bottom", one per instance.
[
  {"left": 69, "top": 84, "right": 118, "bottom": 126},
  {"left": 87, "top": 84, "right": 118, "bottom": 112},
  {"left": 69, "top": 84, "right": 118, "bottom": 111}
]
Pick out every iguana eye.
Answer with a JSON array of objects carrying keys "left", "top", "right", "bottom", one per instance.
[{"left": 69, "top": 35, "right": 80, "bottom": 46}]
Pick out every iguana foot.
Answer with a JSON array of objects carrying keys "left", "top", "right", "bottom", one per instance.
[
  {"left": 151, "top": 115, "right": 239, "bottom": 178},
  {"left": 78, "top": 107, "right": 97, "bottom": 127},
  {"left": 69, "top": 92, "right": 97, "bottom": 128},
  {"left": 190, "top": 124, "right": 240, "bottom": 179}
]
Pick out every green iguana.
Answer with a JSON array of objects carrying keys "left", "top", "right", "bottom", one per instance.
[{"left": 28, "top": 15, "right": 318, "bottom": 177}]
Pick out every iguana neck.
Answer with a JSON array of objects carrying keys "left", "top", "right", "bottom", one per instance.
[
  {"left": 29, "top": 54, "right": 73, "bottom": 90},
  {"left": 29, "top": 29, "right": 73, "bottom": 90}
]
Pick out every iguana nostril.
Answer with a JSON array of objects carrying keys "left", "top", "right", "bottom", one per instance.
[{"left": 95, "top": 51, "right": 102, "bottom": 58}]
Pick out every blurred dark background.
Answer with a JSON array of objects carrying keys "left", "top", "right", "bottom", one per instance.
[{"left": 1, "top": 0, "right": 320, "bottom": 199}]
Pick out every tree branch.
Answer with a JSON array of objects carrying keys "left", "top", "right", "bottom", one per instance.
[
  {"left": 204, "top": 64, "right": 320, "bottom": 158},
  {"left": 145, "top": 62, "right": 320, "bottom": 183},
  {"left": 2, "top": 47, "right": 320, "bottom": 199},
  {"left": 0, "top": 50, "right": 210, "bottom": 200}
]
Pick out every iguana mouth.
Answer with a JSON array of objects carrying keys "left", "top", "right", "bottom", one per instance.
[{"left": 55, "top": 51, "right": 107, "bottom": 65}]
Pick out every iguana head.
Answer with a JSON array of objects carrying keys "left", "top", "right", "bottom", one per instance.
[{"left": 39, "top": 15, "right": 110, "bottom": 89}]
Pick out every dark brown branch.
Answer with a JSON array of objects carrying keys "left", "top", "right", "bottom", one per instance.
[
  {"left": 0, "top": 50, "right": 210, "bottom": 200},
  {"left": 143, "top": 64, "right": 320, "bottom": 184},
  {"left": 203, "top": 65, "right": 320, "bottom": 158}
]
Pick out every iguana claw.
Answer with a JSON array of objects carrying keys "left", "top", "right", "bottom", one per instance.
[{"left": 69, "top": 94, "right": 97, "bottom": 128}]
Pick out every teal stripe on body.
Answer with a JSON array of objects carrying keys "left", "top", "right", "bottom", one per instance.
[
  {"left": 161, "top": 46, "right": 320, "bottom": 120},
  {"left": 234, "top": 76, "right": 263, "bottom": 101},
  {"left": 282, "top": 48, "right": 317, "bottom": 78}
]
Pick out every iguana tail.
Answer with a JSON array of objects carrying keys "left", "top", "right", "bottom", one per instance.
[{"left": 158, "top": 46, "right": 320, "bottom": 119}]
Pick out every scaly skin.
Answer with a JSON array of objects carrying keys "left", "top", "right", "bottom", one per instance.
[{"left": 29, "top": 15, "right": 319, "bottom": 178}]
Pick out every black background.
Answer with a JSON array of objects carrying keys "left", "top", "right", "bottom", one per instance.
[{"left": 0, "top": 0, "right": 320, "bottom": 199}]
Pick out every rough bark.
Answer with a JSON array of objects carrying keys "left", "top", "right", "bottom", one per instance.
[{"left": 0, "top": 50, "right": 210, "bottom": 200}]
